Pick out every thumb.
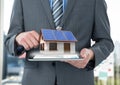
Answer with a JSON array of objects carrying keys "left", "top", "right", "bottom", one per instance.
[{"left": 80, "top": 48, "right": 89, "bottom": 59}]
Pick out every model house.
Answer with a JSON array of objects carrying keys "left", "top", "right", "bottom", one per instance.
[{"left": 40, "top": 29, "right": 77, "bottom": 54}]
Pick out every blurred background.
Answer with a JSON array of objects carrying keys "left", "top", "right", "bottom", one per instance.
[{"left": 1, "top": 0, "right": 120, "bottom": 85}]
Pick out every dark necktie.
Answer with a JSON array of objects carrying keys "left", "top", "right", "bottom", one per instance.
[{"left": 52, "top": 0, "right": 63, "bottom": 27}]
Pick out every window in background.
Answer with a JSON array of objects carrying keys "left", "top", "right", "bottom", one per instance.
[
  {"left": 94, "top": 0, "right": 120, "bottom": 85},
  {"left": 3, "top": 1, "right": 24, "bottom": 85}
]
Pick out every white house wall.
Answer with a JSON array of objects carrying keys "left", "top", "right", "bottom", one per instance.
[
  {"left": 57, "top": 42, "right": 64, "bottom": 53},
  {"left": 45, "top": 42, "right": 49, "bottom": 51},
  {"left": 70, "top": 42, "right": 76, "bottom": 53}
]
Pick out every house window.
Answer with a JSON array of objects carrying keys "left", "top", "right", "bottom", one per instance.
[
  {"left": 49, "top": 43, "right": 57, "bottom": 51},
  {"left": 40, "top": 43, "right": 44, "bottom": 50},
  {"left": 64, "top": 43, "right": 70, "bottom": 52}
]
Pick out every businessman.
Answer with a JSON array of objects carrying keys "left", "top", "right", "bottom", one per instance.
[{"left": 5, "top": 0, "right": 114, "bottom": 85}]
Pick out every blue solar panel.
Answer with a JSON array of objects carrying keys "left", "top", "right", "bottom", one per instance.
[
  {"left": 54, "top": 30, "right": 67, "bottom": 41},
  {"left": 63, "top": 31, "right": 77, "bottom": 41},
  {"left": 41, "top": 29, "right": 56, "bottom": 40},
  {"left": 41, "top": 29, "right": 77, "bottom": 42}
]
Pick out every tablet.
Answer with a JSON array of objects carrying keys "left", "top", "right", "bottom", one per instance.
[{"left": 28, "top": 53, "right": 83, "bottom": 61}]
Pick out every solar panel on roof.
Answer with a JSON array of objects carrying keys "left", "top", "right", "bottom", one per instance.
[
  {"left": 41, "top": 29, "right": 77, "bottom": 42},
  {"left": 41, "top": 29, "right": 56, "bottom": 40},
  {"left": 63, "top": 31, "right": 77, "bottom": 41},
  {"left": 54, "top": 30, "right": 67, "bottom": 41}
]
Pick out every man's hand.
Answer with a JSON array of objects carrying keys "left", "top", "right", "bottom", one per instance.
[
  {"left": 15, "top": 30, "right": 40, "bottom": 58},
  {"left": 19, "top": 52, "right": 26, "bottom": 59},
  {"left": 64, "top": 48, "right": 94, "bottom": 69}
]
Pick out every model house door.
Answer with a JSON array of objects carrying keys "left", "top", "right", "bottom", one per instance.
[{"left": 64, "top": 43, "right": 70, "bottom": 52}]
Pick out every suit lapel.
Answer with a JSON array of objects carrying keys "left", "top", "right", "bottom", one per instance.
[
  {"left": 40, "top": 0, "right": 55, "bottom": 29},
  {"left": 60, "top": 0, "right": 76, "bottom": 28}
]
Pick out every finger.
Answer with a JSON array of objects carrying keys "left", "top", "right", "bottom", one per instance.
[
  {"left": 64, "top": 60, "right": 87, "bottom": 69},
  {"left": 24, "top": 32, "right": 39, "bottom": 48},
  {"left": 68, "top": 60, "right": 84, "bottom": 69},
  {"left": 64, "top": 60, "right": 81, "bottom": 65},
  {"left": 24, "top": 36, "right": 34, "bottom": 49},
  {"left": 80, "top": 48, "right": 86, "bottom": 58},
  {"left": 19, "top": 52, "right": 26, "bottom": 59},
  {"left": 80, "top": 48, "right": 89, "bottom": 59},
  {"left": 31, "top": 31, "right": 40, "bottom": 41},
  {"left": 20, "top": 38, "right": 30, "bottom": 50},
  {"left": 29, "top": 33, "right": 39, "bottom": 47},
  {"left": 79, "top": 55, "right": 91, "bottom": 68},
  {"left": 79, "top": 54, "right": 89, "bottom": 67}
]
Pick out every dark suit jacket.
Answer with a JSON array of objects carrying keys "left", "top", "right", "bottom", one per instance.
[{"left": 5, "top": 0, "right": 114, "bottom": 85}]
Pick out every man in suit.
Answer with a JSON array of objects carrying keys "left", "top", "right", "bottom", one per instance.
[{"left": 5, "top": 0, "right": 114, "bottom": 85}]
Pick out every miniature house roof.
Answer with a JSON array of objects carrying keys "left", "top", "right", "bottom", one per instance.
[{"left": 40, "top": 29, "right": 77, "bottom": 42}]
